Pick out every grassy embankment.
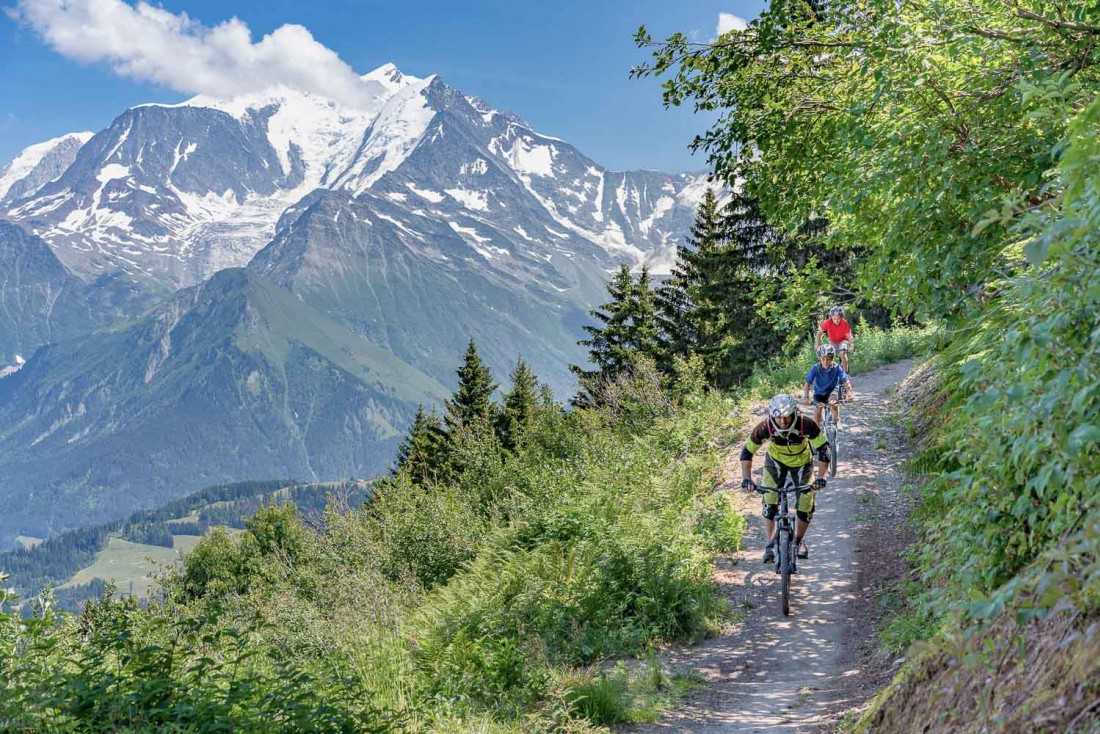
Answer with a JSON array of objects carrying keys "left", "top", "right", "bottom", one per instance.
[{"left": 846, "top": 104, "right": 1100, "bottom": 733}]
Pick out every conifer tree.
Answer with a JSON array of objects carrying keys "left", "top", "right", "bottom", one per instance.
[
  {"left": 695, "top": 191, "right": 783, "bottom": 385},
  {"left": 655, "top": 187, "right": 726, "bottom": 367},
  {"left": 629, "top": 265, "right": 660, "bottom": 358},
  {"left": 653, "top": 188, "right": 785, "bottom": 388},
  {"left": 571, "top": 264, "right": 636, "bottom": 386},
  {"left": 393, "top": 405, "right": 448, "bottom": 484},
  {"left": 570, "top": 264, "right": 660, "bottom": 404},
  {"left": 444, "top": 339, "right": 498, "bottom": 431},
  {"left": 497, "top": 358, "right": 539, "bottom": 451}
]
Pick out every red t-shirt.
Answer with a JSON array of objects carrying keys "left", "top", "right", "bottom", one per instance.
[{"left": 820, "top": 318, "right": 852, "bottom": 344}]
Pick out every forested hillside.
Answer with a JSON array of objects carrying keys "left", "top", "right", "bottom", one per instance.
[
  {"left": 0, "top": 479, "right": 369, "bottom": 610},
  {"left": 633, "top": 0, "right": 1100, "bottom": 728}
]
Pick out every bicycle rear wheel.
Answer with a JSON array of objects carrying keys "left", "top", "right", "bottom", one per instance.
[{"left": 779, "top": 528, "right": 791, "bottom": 616}]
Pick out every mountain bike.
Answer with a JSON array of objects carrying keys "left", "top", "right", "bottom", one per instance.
[
  {"left": 837, "top": 339, "right": 852, "bottom": 373},
  {"left": 808, "top": 395, "right": 842, "bottom": 477},
  {"left": 748, "top": 479, "right": 814, "bottom": 616}
]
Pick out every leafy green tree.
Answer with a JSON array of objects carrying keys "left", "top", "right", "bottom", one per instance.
[
  {"left": 444, "top": 339, "right": 498, "bottom": 431},
  {"left": 497, "top": 358, "right": 539, "bottom": 451},
  {"left": 633, "top": 0, "right": 1098, "bottom": 319}
]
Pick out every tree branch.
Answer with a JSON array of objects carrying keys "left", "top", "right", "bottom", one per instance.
[{"left": 1015, "top": 9, "right": 1100, "bottom": 35}]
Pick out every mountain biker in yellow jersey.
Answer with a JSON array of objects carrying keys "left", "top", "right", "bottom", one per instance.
[
  {"left": 803, "top": 344, "right": 854, "bottom": 426},
  {"left": 740, "top": 394, "right": 830, "bottom": 562},
  {"left": 815, "top": 306, "right": 854, "bottom": 373}
]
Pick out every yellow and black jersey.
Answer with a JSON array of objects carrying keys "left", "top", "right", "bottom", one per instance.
[{"left": 743, "top": 416, "right": 827, "bottom": 467}]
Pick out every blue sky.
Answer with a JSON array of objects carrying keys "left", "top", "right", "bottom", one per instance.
[{"left": 0, "top": 0, "right": 764, "bottom": 172}]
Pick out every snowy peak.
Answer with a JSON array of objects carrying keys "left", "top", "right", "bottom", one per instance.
[
  {"left": 332, "top": 75, "right": 438, "bottom": 194},
  {"left": 361, "top": 62, "right": 422, "bottom": 93},
  {"left": 4, "top": 65, "right": 707, "bottom": 290},
  {"left": 0, "top": 132, "right": 93, "bottom": 202}
]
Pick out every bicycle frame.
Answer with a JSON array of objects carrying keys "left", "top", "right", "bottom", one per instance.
[
  {"left": 752, "top": 480, "right": 813, "bottom": 616},
  {"left": 808, "top": 397, "right": 841, "bottom": 477}
]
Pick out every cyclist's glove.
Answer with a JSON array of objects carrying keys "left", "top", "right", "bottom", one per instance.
[
  {"left": 814, "top": 478, "right": 827, "bottom": 490},
  {"left": 741, "top": 478, "right": 754, "bottom": 490}
]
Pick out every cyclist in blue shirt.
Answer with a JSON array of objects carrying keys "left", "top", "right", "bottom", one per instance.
[{"left": 802, "top": 344, "right": 853, "bottom": 427}]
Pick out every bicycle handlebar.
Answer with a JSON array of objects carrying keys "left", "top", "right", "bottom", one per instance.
[
  {"left": 803, "top": 398, "right": 852, "bottom": 407},
  {"left": 744, "top": 481, "right": 815, "bottom": 494}
]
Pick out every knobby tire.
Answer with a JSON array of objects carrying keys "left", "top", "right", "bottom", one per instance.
[
  {"left": 779, "top": 528, "right": 791, "bottom": 616},
  {"left": 828, "top": 424, "right": 838, "bottom": 478}
]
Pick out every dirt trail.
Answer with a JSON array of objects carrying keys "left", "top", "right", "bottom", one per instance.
[{"left": 630, "top": 359, "right": 915, "bottom": 733}]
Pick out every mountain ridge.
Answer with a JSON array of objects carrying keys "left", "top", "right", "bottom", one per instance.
[
  {"left": 0, "top": 266, "right": 444, "bottom": 548},
  {"left": 2, "top": 64, "right": 708, "bottom": 292}
]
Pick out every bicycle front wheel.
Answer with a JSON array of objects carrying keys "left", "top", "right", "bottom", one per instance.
[
  {"left": 779, "top": 529, "right": 791, "bottom": 616},
  {"left": 828, "top": 425, "right": 838, "bottom": 478}
]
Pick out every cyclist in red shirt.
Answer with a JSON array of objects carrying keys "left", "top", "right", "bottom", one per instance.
[{"left": 815, "top": 306, "right": 854, "bottom": 373}]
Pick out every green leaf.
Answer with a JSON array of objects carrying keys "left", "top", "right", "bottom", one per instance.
[
  {"left": 1023, "top": 237, "right": 1052, "bottom": 265},
  {"left": 1068, "top": 424, "right": 1100, "bottom": 452}
]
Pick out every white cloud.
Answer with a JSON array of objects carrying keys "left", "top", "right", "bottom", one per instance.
[
  {"left": 717, "top": 12, "right": 749, "bottom": 35},
  {"left": 11, "top": 0, "right": 383, "bottom": 109}
]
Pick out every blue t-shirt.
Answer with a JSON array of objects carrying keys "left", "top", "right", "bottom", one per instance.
[{"left": 806, "top": 363, "right": 849, "bottom": 396}]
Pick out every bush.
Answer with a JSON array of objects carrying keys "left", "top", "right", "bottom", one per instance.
[
  {"left": 0, "top": 580, "right": 401, "bottom": 733},
  {"left": 368, "top": 478, "right": 487, "bottom": 591},
  {"left": 692, "top": 491, "right": 748, "bottom": 553},
  {"left": 563, "top": 669, "right": 631, "bottom": 725}
]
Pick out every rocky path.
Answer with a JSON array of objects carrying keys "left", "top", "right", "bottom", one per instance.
[{"left": 629, "top": 359, "right": 916, "bottom": 733}]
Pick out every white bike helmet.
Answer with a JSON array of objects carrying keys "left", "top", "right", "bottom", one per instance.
[
  {"left": 817, "top": 344, "right": 836, "bottom": 359},
  {"left": 767, "top": 394, "right": 800, "bottom": 437}
]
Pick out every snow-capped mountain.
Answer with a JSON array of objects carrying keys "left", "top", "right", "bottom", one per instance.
[
  {"left": 0, "top": 63, "right": 715, "bottom": 545},
  {"left": 2, "top": 64, "right": 709, "bottom": 292},
  {"left": 0, "top": 132, "right": 92, "bottom": 202}
]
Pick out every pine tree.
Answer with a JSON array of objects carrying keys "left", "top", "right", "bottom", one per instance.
[
  {"left": 655, "top": 187, "right": 726, "bottom": 367},
  {"left": 497, "top": 358, "right": 539, "bottom": 451},
  {"left": 653, "top": 188, "right": 784, "bottom": 388},
  {"left": 570, "top": 264, "right": 660, "bottom": 404},
  {"left": 571, "top": 264, "right": 637, "bottom": 385},
  {"left": 695, "top": 191, "right": 783, "bottom": 386},
  {"left": 444, "top": 339, "right": 498, "bottom": 431},
  {"left": 393, "top": 405, "right": 448, "bottom": 484},
  {"left": 628, "top": 265, "right": 659, "bottom": 358}
]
